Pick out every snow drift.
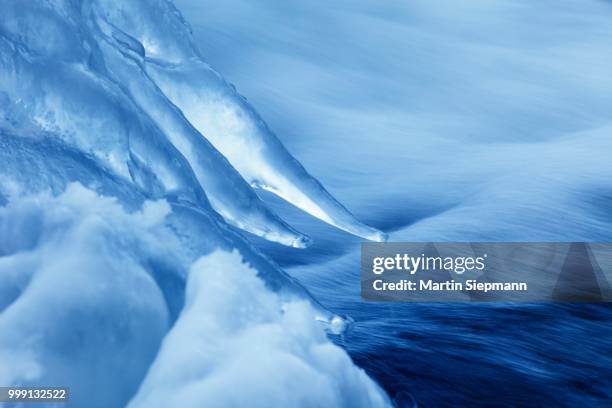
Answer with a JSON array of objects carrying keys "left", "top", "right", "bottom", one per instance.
[{"left": 0, "top": 185, "right": 389, "bottom": 407}]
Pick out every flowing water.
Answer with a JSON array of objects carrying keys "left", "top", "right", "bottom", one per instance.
[{"left": 178, "top": 0, "right": 612, "bottom": 405}]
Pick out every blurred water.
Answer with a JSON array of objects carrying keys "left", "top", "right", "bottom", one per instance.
[{"left": 177, "top": 0, "right": 612, "bottom": 405}]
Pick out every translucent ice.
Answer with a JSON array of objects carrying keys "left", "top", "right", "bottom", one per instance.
[
  {"left": 0, "top": 0, "right": 317, "bottom": 248},
  {"left": 90, "top": 0, "right": 387, "bottom": 242}
]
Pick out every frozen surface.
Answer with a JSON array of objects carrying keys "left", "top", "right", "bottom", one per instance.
[
  {"left": 0, "top": 0, "right": 383, "bottom": 248},
  {"left": 0, "top": 1, "right": 390, "bottom": 407}
]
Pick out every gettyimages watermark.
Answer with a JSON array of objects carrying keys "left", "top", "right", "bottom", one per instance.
[{"left": 361, "top": 243, "right": 612, "bottom": 302}]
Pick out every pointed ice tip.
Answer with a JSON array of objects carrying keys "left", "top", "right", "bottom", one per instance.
[
  {"left": 359, "top": 228, "right": 388, "bottom": 243},
  {"left": 373, "top": 230, "right": 389, "bottom": 243},
  {"left": 291, "top": 234, "right": 313, "bottom": 249}
]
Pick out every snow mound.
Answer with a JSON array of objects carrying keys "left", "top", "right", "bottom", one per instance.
[
  {"left": 129, "top": 250, "right": 389, "bottom": 408},
  {"left": 0, "top": 185, "right": 390, "bottom": 407}
]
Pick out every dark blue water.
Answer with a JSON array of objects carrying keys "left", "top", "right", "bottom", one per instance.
[
  {"left": 268, "top": 246, "right": 612, "bottom": 406},
  {"left": 342, "top": 303, "right": 612, "bottom": 407},
  {"left": 248, "top": 193, "right": 612, "bottom": 406}
]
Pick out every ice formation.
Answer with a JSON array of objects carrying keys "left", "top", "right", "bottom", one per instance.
[
  {"left": 89, "top": 0, "right": 387, "bottom": 242},
  {"left": 0, "top": 0, "right": 384, "bottom": 247},
  {"left": 0, "top": 0, "right": 390, "bottom": 406}
]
